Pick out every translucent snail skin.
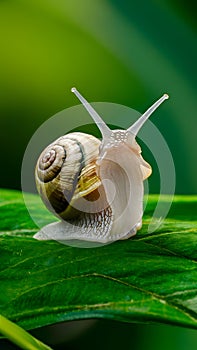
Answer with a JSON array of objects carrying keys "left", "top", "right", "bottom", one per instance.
[{"left": 34, "top": 89, "right": 169, "bottom": 243}]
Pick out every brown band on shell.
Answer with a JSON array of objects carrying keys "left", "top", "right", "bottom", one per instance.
[
  {"left": 36, "top": 135, "right": 90, "bottom": 216},
  {"left": 35, "top": 132, "right": 101, "bottom": 221}
]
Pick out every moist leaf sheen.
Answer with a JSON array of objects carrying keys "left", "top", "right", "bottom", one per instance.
[{"left": 0, "top": 189, "right": 197, "bottom": 330}]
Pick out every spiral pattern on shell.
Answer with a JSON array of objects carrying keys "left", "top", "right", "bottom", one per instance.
[
  {"left": 35, "top": 132, "right": 101, "bottom": 219},
  {"left": 37, "top": 145, "right": 66, "bottom": 182}
]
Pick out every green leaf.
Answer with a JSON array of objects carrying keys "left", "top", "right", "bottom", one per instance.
[
  {"left": 0, "top": 189, "right": 197, "bottom": 331},
  {"left": 0, "top": 315, "right": 52, "bottom": 350}
]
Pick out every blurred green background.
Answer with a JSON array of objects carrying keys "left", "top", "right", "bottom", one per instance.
[
  {"left": 0, "top": 0, "right": 197, "bottom": 193},
  {"left": 0, "top": 0, "right": 196, "bottom": 349}
]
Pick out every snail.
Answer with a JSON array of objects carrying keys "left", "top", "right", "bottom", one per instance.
[{"left": 34, "top": 88, "right": 169, "bottom": 244}]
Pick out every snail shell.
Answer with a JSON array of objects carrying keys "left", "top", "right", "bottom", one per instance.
[
  {"left": 35, "top": 132, "right": 101, "bottom": 219},
  {"left": 34, "top": 89, "right": 169, "bottom": 243}
]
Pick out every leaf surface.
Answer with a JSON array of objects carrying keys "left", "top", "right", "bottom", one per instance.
[{"left": 0, "top": 189, "right": 197, "bottom": 330}]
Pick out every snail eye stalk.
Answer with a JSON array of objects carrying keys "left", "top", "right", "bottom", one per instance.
[
  {"left": 71, "top": 87, "right": 111, "bottom": 140},
  {"left": 127, "top": 94, "right": 169, "bottom": 136}
]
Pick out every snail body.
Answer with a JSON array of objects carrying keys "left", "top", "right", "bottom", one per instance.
[{"left": 34, "top": 89, "right": 169, "bottom": 243}]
